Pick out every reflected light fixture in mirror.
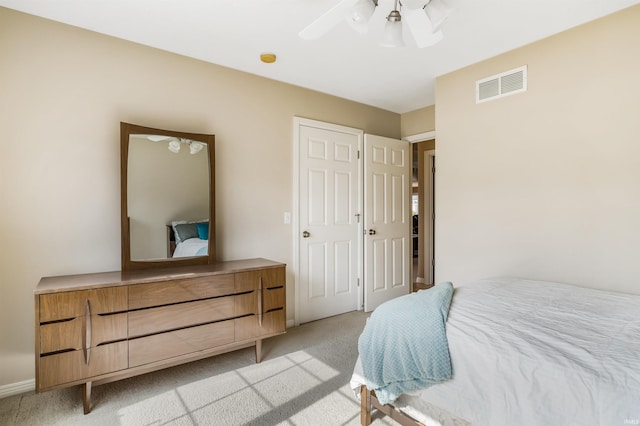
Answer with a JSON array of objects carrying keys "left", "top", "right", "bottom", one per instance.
[
  {"left": 143, "top": 134, "right": 205, "bottom": 155},
  {"left": 120, "top": 122, "right": 216, "bottom": 271}
]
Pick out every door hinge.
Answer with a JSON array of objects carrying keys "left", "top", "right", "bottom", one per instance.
[
  {"left": 357, "top": 278, "right": 360, "bottom": 287},
  {"left": 355, "top": 213, "right": 361, "bottom": 223},
  {"left": 357, "top": 150, "right": 360, "bottom": 159}
]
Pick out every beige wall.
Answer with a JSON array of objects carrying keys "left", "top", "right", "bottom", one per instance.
[
  {"left": 401, "top": 105, "right": 435, "bottom": 138},
  {"left": 0, "top": 8, "right": 401, "bottom": 387},
  {"left": 435, "top": 5, "right": 640, "bottom": 293}
]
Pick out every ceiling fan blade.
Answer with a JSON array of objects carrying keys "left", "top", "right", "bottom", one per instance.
[
  {"left": 425, "top": 0, "right": 453, "bottom": 31},
  {"left": 400, "top": 0, "right": 429, "bottom": 10},
  {"left": 299, "top": 0, "right": 359, "bottom": 40},
  {"left": 403, "top": 8, "right": 443, "bottom": 48},
  {"left": 146, "top": 135, "right": 174, "bottom": 142}
]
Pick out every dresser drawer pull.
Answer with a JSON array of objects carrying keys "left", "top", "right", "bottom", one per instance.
[
  {"left": 82, "top": 300, "right": 92, "bottom": 364},
  {"left": 258, "top": 276, "right": 263, "bottom": 327}
]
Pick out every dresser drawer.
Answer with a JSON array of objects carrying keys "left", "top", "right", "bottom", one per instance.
[
  {"left": 39, "top": 287, "right": 127, "bottom": 322},
  {"left": 129, "top": 274, "right": 235, "bottom": 309},
  {"left": 263, "top": 287, "right": 285, "bottom": 312},
  {"left": 40, "top": 313, "right": 127, "bottom": 354},
  {"left": 128, "top": 320, "right": 235, "bottom": 367},
  {"left": 128, "top": 296, "right": 235, "bottom": 337},
  {"left": 263, "top": 267, "right": 285, "bottom": 289},
  {"left": 235, "top": 310, "right": 286, "bottom": 341},
  {"left": 235, "top": 267, "right": 285, "bottom": 292},
  {"left": 38, "top": 341, "right": 128, "bottom": 390},
  {"left": 234, "top": 292, "right": 257, "bottom": 316}
]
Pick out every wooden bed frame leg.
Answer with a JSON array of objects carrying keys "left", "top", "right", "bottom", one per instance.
[
  {"left": 82, "top": 381, "right": 92, "bottom": 414},
  {"left": 360, "top": 385, "right": 372, "bottom": 425}
]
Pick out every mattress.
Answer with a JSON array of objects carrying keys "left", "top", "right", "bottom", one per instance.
[
  {"left": 351, "top": 277, "right": 640, "bottom": 426},
  {"left": 172, "top": 237, "right": 208, "bottom": 257}
]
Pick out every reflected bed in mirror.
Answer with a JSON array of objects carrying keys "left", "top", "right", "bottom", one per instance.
[{"left": 121, "top": 122, "right": 215, "bottom": 271}]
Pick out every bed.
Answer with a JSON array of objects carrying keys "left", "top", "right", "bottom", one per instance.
[
  {"left": 168, "top": 220, "right": 209, "bottom": 258},
  {"left": 351, "top": 277, "right": 640, "bottom": 426}
]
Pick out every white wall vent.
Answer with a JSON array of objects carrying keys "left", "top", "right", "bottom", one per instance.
[{"left": 476, "top": 65, "right": 527, "bottom": 103}]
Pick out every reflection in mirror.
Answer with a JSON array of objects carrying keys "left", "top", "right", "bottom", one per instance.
[
  {"left": 128, "top": 135, "right": 209, "bottom": 261},
  {"left": 121, "top": 122, "right": 215, "bottom": 271}
]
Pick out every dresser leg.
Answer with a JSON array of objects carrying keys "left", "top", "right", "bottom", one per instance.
[
  {"left": 82, "top": 382, "right": 92, "bottom": 414},
  {"left": 255, "top": 339, "right": 262, "bottom": 363}
]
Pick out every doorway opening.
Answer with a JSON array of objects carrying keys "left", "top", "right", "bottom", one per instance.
[{"left": 411, "top": 139, "right": 435, "bottom": 291}]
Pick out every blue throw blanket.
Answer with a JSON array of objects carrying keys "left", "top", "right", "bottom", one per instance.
[{"left": 358, "top": 282, "right": 454, "bottom": 404}]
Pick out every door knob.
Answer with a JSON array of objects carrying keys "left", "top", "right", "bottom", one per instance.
[
  {"left": 302, "top": 231, "right": 310, "bottom": 238},
  {"left": 368, "top": 229, "right": 376, "bottom": 235}
]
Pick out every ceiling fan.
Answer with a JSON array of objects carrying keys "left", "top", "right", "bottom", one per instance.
[{"left": 299, "top": 0, "right": 453, "bottom": 48}]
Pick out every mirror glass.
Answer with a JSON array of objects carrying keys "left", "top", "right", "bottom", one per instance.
[{"left": 121, "top": 123, "right": 215, "bottom": 270}]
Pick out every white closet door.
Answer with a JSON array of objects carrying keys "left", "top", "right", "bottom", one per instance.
[
  {"left": 297, "top": 120, "right": 362, "bottom": 323},
  {"left": 364, "top": 134, "right": 411, "bottom": 311}
]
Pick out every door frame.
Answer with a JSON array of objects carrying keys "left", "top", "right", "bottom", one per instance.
[
  {"left": 403, "top": 131, "right": 436, "bottom": 287},
  {"left": 422, "top": 149, "right": 436, "bottom": 285},
  {"left": 293, "top": 117, "right": 364, "bottom": 326}
]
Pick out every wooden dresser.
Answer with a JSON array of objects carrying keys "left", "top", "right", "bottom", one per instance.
[{"left": 34, "top": 258, "right": 286, "bottom": 414}]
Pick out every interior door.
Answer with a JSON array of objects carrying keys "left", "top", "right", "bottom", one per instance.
[
  {"left": 364, "top": 134, "right": 411, "bottom": 311},
  {"left": 296, "top": 119, "right": 362, "bottom": 323}
]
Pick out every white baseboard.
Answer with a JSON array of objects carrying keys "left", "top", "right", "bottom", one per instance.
[
  {"left": 286, "top": 319, "right": 295, "bottom": 329},
  {"left": 0, "top": 379, "right": 35, "bottom": 399}
]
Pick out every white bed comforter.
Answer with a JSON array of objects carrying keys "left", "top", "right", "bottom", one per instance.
[
  {"left": 172, "top": 238, "right": 208, "bottom": 258},
  {"left": 352, "top": 277, "right": 640, "bottom": 426}
]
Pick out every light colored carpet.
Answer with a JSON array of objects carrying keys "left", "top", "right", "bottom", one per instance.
[{"left": 0, "top": 311, "right": 396, "bottom": 426}]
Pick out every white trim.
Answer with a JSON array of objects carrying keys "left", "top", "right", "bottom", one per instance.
[
  {"left": 0, "top": 379, "right": 34, "bottom": 399},
  {"left": 292, "top": 117, "right": 301, "bottom": 327},
  {"left": 292, "top": 117, "right": 364, "bottom": 326},
  {"left": 404, "top": 131, "right": 436, "bottom": 143}
]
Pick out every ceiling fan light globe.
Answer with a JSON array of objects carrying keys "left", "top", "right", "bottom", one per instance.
[
  {"left": 189, "top": 142, "right": 204, "bottom": 155},
  {"left": 381, "top": 20, "right": 405, "bottom": 47},
  {"left": 346, "top": 0, "right": 376, "bottom": 34},
  {"left": 168, "top": 140, "right": 181, "bottom": 153},
  {"left": 425, "top": 0, "right": 452, "bottom": 31}
]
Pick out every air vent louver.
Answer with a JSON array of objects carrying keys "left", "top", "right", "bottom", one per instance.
[{"left": 476, "top": 65, "right": 527, "bottom": 103}]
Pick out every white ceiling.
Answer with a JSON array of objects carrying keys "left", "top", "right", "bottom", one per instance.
[{"left": 2, "top": 0, "right": 638, "bottom": 113}]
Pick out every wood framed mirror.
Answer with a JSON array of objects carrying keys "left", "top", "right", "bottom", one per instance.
[{"left": 120, "top": 122, "right": 215, "bottom": 271}]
